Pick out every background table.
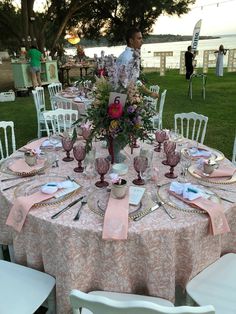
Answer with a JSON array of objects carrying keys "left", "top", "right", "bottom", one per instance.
[{"left": 1, "top": 140, "right": 236, "bottom": 314}]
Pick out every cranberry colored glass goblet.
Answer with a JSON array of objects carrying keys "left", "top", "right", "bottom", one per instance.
[
  {"left": 82, "top": 127, "right": 91, "bottom": 141},
  {"left": 154, "top": 130, "right": 167, "bottom": 152},
  {"left": 73, "top": 144, "right": 86, "bottom": 172},
  {"left": 95, "top": 157, "right": 110, "bottom": 188},
  {"left": 62, "top": 136, "right": 75, "bottom": 162},
  {"left": 165, "top": 151, "right": 181, "bottom": 179},
  {"left": 162, "top": 141, "right": 176, "bottom": 165},
  {"left": 132, "top": 156, "right": 148, "bottom": 185}
]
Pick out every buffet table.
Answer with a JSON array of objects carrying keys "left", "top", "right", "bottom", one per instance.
[{"left": 0, "top": 139, "right": 236, "bottom": 314}]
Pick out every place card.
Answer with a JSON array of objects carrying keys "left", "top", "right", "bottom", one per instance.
[{"left": 129, "top": 186, "right": 145, "bottom": 205}]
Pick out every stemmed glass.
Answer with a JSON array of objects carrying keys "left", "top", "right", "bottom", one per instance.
[
  {"left": 95, "top": 157, "right": 110, "bottom": 188},
  {"left": 133, "top": 156, "right": 148, "bottom": 185},
  {"left": 154, "top": 130, "right": 167, "bottom": 152},
  {"left": 165, "top": 151, "right": 181, "bottom": 179},
  {"left": 73, "top": 144, "right": 86, "bottom": 172},
  {"left": 61, "top": 136, "right": 75, "bottom": 162},
  {"left": 162, "top": 141, "right": 176, "bottom": 165},
  {"left": 82, "top": 127, "right": 91, "bottom": 142},
  {"left": 179, "top": 150, "right": 192, "bottom": 182}
]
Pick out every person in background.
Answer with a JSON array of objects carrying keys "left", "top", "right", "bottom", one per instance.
[
  {"left": 215, "top": 44, "right": 228, "bottom": 77},
  {"left": 185, "top": 45, "right": 196, "bottom": 80},
  {"left": 116, "top": 27, "right": 159, "bottom": 99},
  {"left": 27, "top": 45, "right": 43, "bottom": 89}
]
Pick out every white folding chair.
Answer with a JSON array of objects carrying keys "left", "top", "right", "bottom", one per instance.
[
  {"left": 0, "top": 260, "right": 56, "bottom": 314},
  {"left": 0, "top": 121, "right": 16, "bottom": 161},
  {"left": 32, "top": 87, "right": 48, "bottom": 138},
  {"left": 48, "top": 82, "right": 63, "bottom": 108},
  {"left": 174, "top": 112, "right": 208, "bottom": 144},
  {"left": 70, "top": 290, "right": 215, "bottom": 314},
  {"left": 151, "top": 89, "right": 167, "bottom": 130},
  {"left": 51, "top": 95, "right": 73, "bottom": 110},
  {"left": 150, "top": 85, "right": 160, "bottom": 94},
  {"left": 43, "top": 108, "right": 78, "bottom": 136},
  {"left": 186, "top": 253, "right": 236, "bottom": 314},
  {"left": 232, "top": 135, "right": 236, "bottom": 165}
]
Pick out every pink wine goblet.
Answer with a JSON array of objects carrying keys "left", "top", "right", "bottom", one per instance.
[
  {"left": 162, "top": 141, "right": 176, "bottom": 165},
  {"left": 62, "top": 136, "right": 75, "bottom": 162},
  {"left": 73, "top": 144, "right": 86, "bottom": 172},
  {"left": 165, "top": 151, "right": 181, "bottom": 179},
  {"left": 132, "top": 156, "right": 148, "bottom": 185},
  {"left": 95, "top": 157, "right": 110, "bottom": 188},
  {"left": 154, "top": 130, "right": 167, "bottom": 152}
]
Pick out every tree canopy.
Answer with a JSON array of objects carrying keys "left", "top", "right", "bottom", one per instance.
[{"left": 0, "top": 0, "right": 195, "bottom": 56}]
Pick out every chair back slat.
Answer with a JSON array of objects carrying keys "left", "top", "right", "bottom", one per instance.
[{"left": 0, "top": 121, "right": 16, "bottom": 161}]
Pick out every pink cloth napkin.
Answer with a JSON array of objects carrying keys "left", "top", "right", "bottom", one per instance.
[
  {"left": 169, "top": 191, "right": 230, "bottom": 235},
  {"left": 23, "top": 137, "right": 48, "bottom": 151},
  {"left": 194, "top": 165, "right": 236, "bottom": 178},
  {"left": 8, "top": 158, "right": 45, "bottom": 173},
  {"left": 102, "top": 193, "right": 129, "bottom": 240},
  {"left": 6, "top": 191, "right": 54, "bottom": 232}
]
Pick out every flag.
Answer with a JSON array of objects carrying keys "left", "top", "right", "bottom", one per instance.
[{"left": 191, "top": 19, "right": 202, "bottom": 52}]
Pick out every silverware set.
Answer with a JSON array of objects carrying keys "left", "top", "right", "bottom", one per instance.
[{"left": 51, "top": 196, "right": 85, "bottom": 219}]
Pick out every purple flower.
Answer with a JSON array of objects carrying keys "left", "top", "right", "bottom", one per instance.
[{"left": 127, "top": 105, "right": 135, "bottom": 114}]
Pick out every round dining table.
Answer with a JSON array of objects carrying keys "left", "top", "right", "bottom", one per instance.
[{"left": 0, "top": 139, "right": 236, "bottom": 314}]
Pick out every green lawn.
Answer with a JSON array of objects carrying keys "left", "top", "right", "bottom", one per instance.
[{"left": 0, "top": 68, "right": 235, "bottom": 160}]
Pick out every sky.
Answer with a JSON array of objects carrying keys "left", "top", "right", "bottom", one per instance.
[
  {"left": 14, "top": 0, "right": 236, "bottom": 36},
  {"left": 153, "top": 0, "right": 236, "bottom": 36}
]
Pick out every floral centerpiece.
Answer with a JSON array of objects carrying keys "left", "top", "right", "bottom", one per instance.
[{"left": 79, "top": 50, "right": 155, "bottom": 163}]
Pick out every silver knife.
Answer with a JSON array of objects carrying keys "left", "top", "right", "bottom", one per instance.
[
  {"left": 133, "top": 204, "right": 159, "bottom": 221},
  {"left": 158, "top": 200, "right": 176, "bottom": 219},
  {"left": 51, "top": 196, "right": 84, "bottom": 219}
]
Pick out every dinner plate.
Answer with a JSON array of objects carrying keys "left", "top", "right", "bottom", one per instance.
[
  {"left": 14, "top": 175, "right": 81, "bottom": 208},
  {"left": 188, "top": 164, "right": 236, "bottom": 184},
  {"left": 157, "top": 182, "right": 220, "bottom": 214},
  {"left": 181, "top": 146, "right": 224, "bottom": 162},
  {"left": 0, "top": 155, "right": 51, "bottom": 177},
  {"left": 87, "top": 187, "right": 153, "bottom": 220}
]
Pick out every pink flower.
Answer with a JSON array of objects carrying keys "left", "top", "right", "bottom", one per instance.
[{"left": 108, "top": 102, "right": 123, "bottom": 119}]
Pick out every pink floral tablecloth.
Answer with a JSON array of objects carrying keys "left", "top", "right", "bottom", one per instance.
[{"left": 1, "top": 140, "right": 236, "bottom": 314}]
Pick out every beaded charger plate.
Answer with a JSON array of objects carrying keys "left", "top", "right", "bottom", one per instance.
[
  {"left": 188, "top": 164, "right": 236, "bottom": 184},
  {"left": 87, "top": 188, "right": 153, "bottom": 221},
  {"left": 181, "top": 146, "right": 224, "bottom": 162},
  {"left": 157, "top": 183, "right": 221, "bottom": 214},
  {"left": 14, "top": 175, "right": 81, "bottom": 208},
  {"left": 0, "top": 156, "right": 51, "bottom": 177}
]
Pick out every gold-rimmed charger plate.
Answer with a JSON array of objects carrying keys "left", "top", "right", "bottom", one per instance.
[
  {"left": 14, "top": 175, "right": 81, "bottom": 208},
  {"left": 0, "top": 156, "right": 52, "bottom": 177},
  {"left": 87, "top": 187, "right": 153, "bottom": 220},
  {"left": 188, "top": 164, "right": 236, "bottom": 184},
  {"left": 157, "top": 183, "right": 220, "bottom": 214},
  {"left": 181, "top": 146, "right": 224, "bottom": 162}
]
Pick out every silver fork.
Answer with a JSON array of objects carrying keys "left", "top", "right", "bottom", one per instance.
[{"left": 73, "top": 196, "right": 87, "bottom": 221}]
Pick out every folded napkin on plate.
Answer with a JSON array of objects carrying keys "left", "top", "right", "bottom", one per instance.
[
  {"left": 194, "top": 164, "right": 236, "bottom": 178},
  {"left": 9, "top": 158, "right": 45, "bottom": 173},
  {"left": 41, "top": 139, "right": 62, "bottom": 148},
  {"left": 23, "top": 137, "right": 48, "bottom": 151},
  {"left": 6, "top": 191, "right": 55, "bottom": 232},
  {"left": 169, "top": 182, "right": 230, "bottom": 235},
  {"left": 189, "top": 148, "right": 211, "bottom": 158},
  {"left": 73, "top": 96, "right": 86, "bottom": 102},
  {"left": 102, "top": 193, "right": 129, "bottom": 240}
]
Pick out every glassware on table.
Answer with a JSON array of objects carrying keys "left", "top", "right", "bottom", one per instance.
[
  {"left": 179, "top": 150, "right": 192, "bottom": 181},
  {"left": 73, "top": 144, "right": 86, "bottom": 172},
  {"left": 169, "top": 129, "right": 180, "bottom": 142},
  {"left": 61, "top": 136, "right": 75, "bottom": 162},
  {"left": 95, "top": 157, "right": 110, "bottom": 188},
  {"left": 165, "top": 151, "right": 181, "bottom": 179},
  {"left": 133, "top": 156, "right": 148, "bottom": 185},
  {"left": 162, "top": 141, "right": 176, "bottom": 165},
  {"left": 154, "top": 130, "right": 167, "bottom": 152},
  {"left": 82, "top": 127, "right": 92, "bottom": 141}
]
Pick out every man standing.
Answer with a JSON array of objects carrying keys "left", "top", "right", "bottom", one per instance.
[
  {"left": 185, "top": 45, "right": 196, "bottom": 80},
  {"left": 117, "top": 27, "right": 158, "bottom": 98},
  {"left": 27, "top": 45, "right": 43, "bottom": 89}
]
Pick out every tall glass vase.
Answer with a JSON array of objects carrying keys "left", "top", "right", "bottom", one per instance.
[{"left": 107, "top": 136, "right": 126, "bottom": 164}]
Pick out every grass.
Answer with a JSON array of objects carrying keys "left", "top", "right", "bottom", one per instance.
[{"left": 0, "top": 68, "right": 235, "bottom": 160}]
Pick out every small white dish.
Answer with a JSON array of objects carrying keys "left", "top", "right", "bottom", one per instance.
[{"left": 112, "top": 163, "right": 128, "bottom": 176}]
